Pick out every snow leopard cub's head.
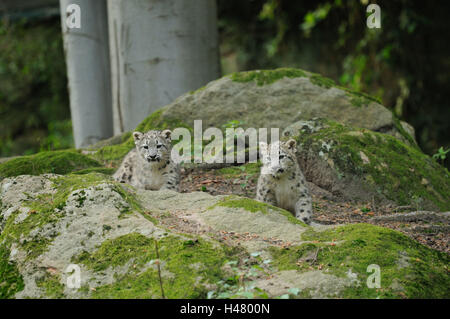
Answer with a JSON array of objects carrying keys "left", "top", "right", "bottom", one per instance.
[
  {"left": 133, "top": 130, "right": 172, "bottom": 163},
  {"left": 259, "top": 139, "right": 297, "bottom": 177}
]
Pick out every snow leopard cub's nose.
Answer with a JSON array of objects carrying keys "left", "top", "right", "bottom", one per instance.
[{"left": 301, "top": 216, "right": 311, "bottom": 224}]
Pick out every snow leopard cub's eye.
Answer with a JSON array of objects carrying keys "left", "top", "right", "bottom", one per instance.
[
  {"left": 156, "top": 144, "right": 162, "bottom": 148},
  {"left": 143, "top": 145, "right": 148, "bottom": 149}
]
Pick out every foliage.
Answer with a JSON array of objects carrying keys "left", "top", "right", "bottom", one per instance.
[
  {"left": 0, "top": 17, "right": 71, "bottom": 157},
  {"left": 433, "top": 147, "right": 449, "bottom": 164}
]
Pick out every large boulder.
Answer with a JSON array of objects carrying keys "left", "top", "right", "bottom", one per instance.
[
  {"left": 283, "top": 119, "right": 450, "bottom": 211},
  {"left": 1, "top": 174, "right": 449, "bottom": 299},
  {"left": 140, "top": 68, "right": 415, "bottom": 146}
]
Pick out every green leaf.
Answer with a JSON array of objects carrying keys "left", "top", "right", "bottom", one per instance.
[{"left": 288, "top": 288, "right": 301, "bottom": 296}]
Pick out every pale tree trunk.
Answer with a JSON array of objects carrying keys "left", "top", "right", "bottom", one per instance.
[
  {"left": 108, "top": 0, "right": 221, "bottom": 134},
  {"left": 59, "top": 0, "right": 113, "bottom": 148}
]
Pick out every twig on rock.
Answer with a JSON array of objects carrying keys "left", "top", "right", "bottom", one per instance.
[{"left": 155, "top": 240, "right": 165, "bottom": 299}]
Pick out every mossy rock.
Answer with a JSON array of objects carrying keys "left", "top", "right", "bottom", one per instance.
[
  {"left": 269, "top": 223, "right": 450, "bottom": 298},
  {"left": 1, "top": 174, "right": 449, "bottom": 299},
  {"left": 0, "top": 150, "right": 101, "bottom": 180},
  {"left": 283, "top": 119, "right": 450, "bottom": 210},
  {"left": 72, "top": 233, "right": 235, "bottom": 299}
]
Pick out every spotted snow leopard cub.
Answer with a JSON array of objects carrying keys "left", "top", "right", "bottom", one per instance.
[
  {"left": 113, "top": 130, "right": 180, "bottom": 191},
  {"left": 256, "top": 139, "right": 313, "bottom": 224}
]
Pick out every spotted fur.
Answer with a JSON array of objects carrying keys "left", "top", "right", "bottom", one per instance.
[
  {"left": 256, "top": 139, "right": 313, "bottom": 224},
  {"left": 113, "top": 130, "right": 180, "bottom": 191}
]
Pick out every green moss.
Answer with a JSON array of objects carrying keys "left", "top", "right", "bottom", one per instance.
[
  {"left": 348, "top": 94, "right": 372, "bottom": 108},
  {"left": 0, "top": 245, "right": 25, "bottom": 298},
  {"left": 344, "top": 87, "right": 382, "bottom": 105},
  {"left": 229, "top": 67, "right": 382, "bottom": 106},
  {"left": 215, "top": 162, "right": 262, "bottom": 177},
  {"left": 270, "top": 223, "right": 449, "bottom": 298},
  {"left": 88, "top": 144, "right": 134, "bottom": 167},
  {"left": 71, "top": 167, "right": 116, "bottom": 175},
  {"left": 72, "top": 233, "right": 152, "bottom": 271},
  {"left": 293, "top": 119, "right": 450, "bottom": 210},
  {"left": 230, "top": 68, "right": 308, "bottom": 86},
  {"left": 392, "top": 114, "right": 417, "bottom": 147},
  {"left": 36, "top": 273, "right": 65, "bottom": 298},
  {"left": 0, "top": 150, "right": 101, "bottom": 179},
  {"left": 73, "top": 233, "right": 237, "bottom": 298},
  {"left": 308, "top": 73, "right": 336, "bottom": 88},
  {"left": 189, "top": 84, "right": 208, "bottom": 95},
  {"left": 209, "top": 196, "right": 308, "bottom": 227}
]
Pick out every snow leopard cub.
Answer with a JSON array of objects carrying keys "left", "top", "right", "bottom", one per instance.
[
  {"left": 113, "top": 130, "right": 180, "bottom": 191},
  {"left": 256, "top": 139, "right": 313, "bottom": 224}
]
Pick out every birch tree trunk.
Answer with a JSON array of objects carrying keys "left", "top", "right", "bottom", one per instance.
[
  {"left": 59, "top": 0, "right": 113, "bottom": 148},
  {"left": 108, "top": 0, "right": 221, "bottom": 134}
]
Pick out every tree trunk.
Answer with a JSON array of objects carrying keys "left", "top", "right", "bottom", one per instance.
[
  {"left": 59, "top": 0, "right": 113, "bottom": 148},
  {"left": 108, "top": 0, "right": 221, "bottom": 134}
]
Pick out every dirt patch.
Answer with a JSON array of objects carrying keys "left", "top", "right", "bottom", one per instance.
[{"left": 179, "top": 164, "right": 449, "bottom": 254}]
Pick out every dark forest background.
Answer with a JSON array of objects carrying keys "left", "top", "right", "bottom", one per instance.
[{"left": 0, "top": 0, "right": 449, "bottom": 168}]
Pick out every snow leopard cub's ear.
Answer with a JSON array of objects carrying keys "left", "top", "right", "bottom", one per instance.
[
  {"left": 286, "top": 139, "right": 296, "bottom": 150},
  {"left": 133, "top": 132, "right": 144, "bottom": 144},
  {"left": 161, "top": 129, "right": 172, "bottom": 141}
]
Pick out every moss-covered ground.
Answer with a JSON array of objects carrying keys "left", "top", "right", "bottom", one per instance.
[
  {"left": 215, "top": 162, "right": 262, "bottom": 177},
  {"left": 36, "top": 272, "right": 65, "bottom": 299},
  {"left": 0, "top": 150, "right": 101, "bottom": 179},
  {"left": 71, "top": 233, "right": 239, "bottom": 299},
  {"left": 0, "top": 245, "right": 24, "bottom": 298},
  {"left": 209, "top": 195, "right": 308, "bottom": 227},
  {"left": 269, "top": 223, "right": 450, "bottom": 298}
]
